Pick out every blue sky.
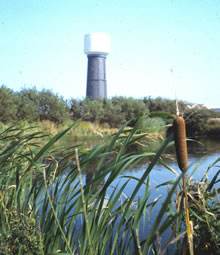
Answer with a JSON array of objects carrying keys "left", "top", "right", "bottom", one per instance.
[{"left": 1, "top": 0, "right": 220, "bottom": 108}]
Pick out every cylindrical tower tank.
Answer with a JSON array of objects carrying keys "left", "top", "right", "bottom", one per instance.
[{"left": 84, "top": 33, "right": 111, "bottom": 100}]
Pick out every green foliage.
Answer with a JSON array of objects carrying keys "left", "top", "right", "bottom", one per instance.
[
  {"left": 0, "top": 117, "right": 219, "bottom": 254},
  {"left": 69, "top": 98, "right": 84, "bottom": 120},
  {"left": 187, "top": 170, "right": 220, "bottom": 254},
  {"left": 16, "top": 88, "right": 40, "bottom": 122},
  {"left": 70, "top": 97, "right": 148, "bottom": 127},
  {"left": 0, "top": 85, "right": 219, "bottom": 137},
  {"left": 206, "top": 119, "right": 220, "bottom": 138},
  {"left": 141, "top": 117, "right": 166, "bottom": 133},
  {"left": 112, "top": 96, "right": 148, "bottom": 126},
  {"left": 0, "top": 115, "right": 181, "bottom": 255},
  {"left": 0, "top": 86, "right": 69, "bottom": 124},
  {"left": 0, "top": 215, "right": 44, "bottom": 255},
  {"left": 165, "top": 158, "right": 220, "bottom": 255},
  {"left": 0, "top": 85, "right": 18, "bottom": 123},
  {"left": 0, "top": 123, "right": 48, "bottom": 255},
  {"left": 184, "top": 108, "right": 214, "bottom": 137},
  {"left": 143, "top": 96, "right": 187, "bottom": 115},
  {"left": 38, "top": 89, "right": 69, "bottom": 124},
  {"left": 101, "top": 98, "right": 125, "bottom": 127},
  {"left": 79, "top": 99, "right": 104, "bottom": 122}
]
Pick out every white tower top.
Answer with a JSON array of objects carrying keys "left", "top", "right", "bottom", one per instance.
[{"left": 84, "top": 32, "right": 111, "bottom": 56}]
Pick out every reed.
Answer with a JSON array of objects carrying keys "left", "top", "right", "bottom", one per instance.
[
  {"left": 0, "top": 115, "right": 218, "bottom": 254},
  {"left": 0, "top": 116, "right": 177, "bottom": 254},
  {"left": 173, "top": 115, "right": 194, "bottom": 255}
]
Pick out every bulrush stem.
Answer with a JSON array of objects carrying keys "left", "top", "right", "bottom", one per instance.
[
  {"left": 183, "top": 174, "right": 194, "bottom": 255},
  {"left": 173, "top": 115, "right": 194, "bottom": 255}
]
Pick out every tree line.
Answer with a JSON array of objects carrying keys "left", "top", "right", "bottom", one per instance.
[{"left": 0, "top": 85, "right": 219, "bottom": 137}]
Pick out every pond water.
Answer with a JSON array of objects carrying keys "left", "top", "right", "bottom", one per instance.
[
  {"left": 112, "top": 138, "right": 220, "bottom": 201},
  {"left": 45, "top": 138, "right": 220, "bottom": 253},
  {"left": 83, "top": 138, "right": 220, "bottom": 253}
]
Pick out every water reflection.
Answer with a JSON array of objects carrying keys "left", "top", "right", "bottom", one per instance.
[
  {"left": 81, "top": 139, "right": 220, "bottom": 185},
  {"left": 188, "top": 138, "right": 220, "bottom": 154},
  {"left": 85, "top": 170, "right": 105, "bottom": 194},
  {"left": 73, "top": 138, "right": 219, "bottom": 254},
  {"left": 79, "top": 138, "right": 220, "bottom": 215}
]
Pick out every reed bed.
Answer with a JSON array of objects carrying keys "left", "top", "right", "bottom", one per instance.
[{"left": 0, "top": 115, "right": 219, "bottom": 254}]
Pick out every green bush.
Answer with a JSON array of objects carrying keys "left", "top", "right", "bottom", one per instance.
[
  {"left": 1, "top": 85, "right": 219, "bottom": 138},
  {"left": 112, "top": 96, "right": 148, "bottom": 126},
  {"left": 206, "top": 119, "right": 220, "bottom": 138},
  {"left": 143, "top": 96, "right": 187, "bottom": 115},
  {"left": 188, "top": 176, "right": 220, "bottom": 254},
  {"left": 38, "top": 89, "right": 69, "bottom": 124},
  {"left": 100, "top": 98, "right": 125, "bottom": 127},
  {"left": 16, "top": 88, "right": 40, "bottom": 122},
  {"left": 70, "top": 97, "right": 149, "bottom": 127},
  {"left": 0, "top": 85, "right": 18, "bottom": 123},
  {"left": 0, "top": 215, "right": 44, "bottom": 255},
  {"left": 184, "top": 108, "right": 214, "bottom": 137}
]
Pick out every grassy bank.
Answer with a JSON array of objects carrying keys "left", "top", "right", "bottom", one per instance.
[
  {"left": 0, "top": 115, "right": 219, "bottom": 254},
  {"left": 0, "top": 117, "right": 167, "bottom": 150}
]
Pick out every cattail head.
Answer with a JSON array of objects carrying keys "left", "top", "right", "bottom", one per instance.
[{"left": 173, "top": 115, "right": 188, "bottom": 172}]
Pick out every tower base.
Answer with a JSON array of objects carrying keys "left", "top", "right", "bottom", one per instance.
[{"left": 86, "top": 55, "right": 107, "bottom": 100}]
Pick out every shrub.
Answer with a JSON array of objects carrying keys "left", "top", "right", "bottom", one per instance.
[
  {"left": 0, "top": 215, "right": 44, "bottom": 255},
  {"left": 0, "top": 85, "right": 18, "bottom": 123},
  {"left": 184, "top": 108, "right": 213, "bottom": 137}
]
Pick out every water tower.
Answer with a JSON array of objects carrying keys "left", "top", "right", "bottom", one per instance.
[{"left": 84, "top": 33, "right": 111, "bottom": 99}]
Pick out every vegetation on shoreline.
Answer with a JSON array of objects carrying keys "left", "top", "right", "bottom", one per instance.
[
  {"left": 1, "top": 85, "right": 220, "bottom": 138},
  {"left": 0, "top": 115, "right": 219, "bottom": 254}
]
